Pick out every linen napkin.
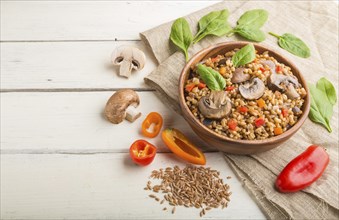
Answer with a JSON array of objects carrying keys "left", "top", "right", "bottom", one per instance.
[{"left": 140, "top": 1, "right": 339, "bottom": 219}]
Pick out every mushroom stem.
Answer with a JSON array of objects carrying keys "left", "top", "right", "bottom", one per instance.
[
  {"left": 125, "top": 105, "right": 141, "bottom": 122},
  {"left": 119, "top": 60, "right": 133, "bottom": 78}
]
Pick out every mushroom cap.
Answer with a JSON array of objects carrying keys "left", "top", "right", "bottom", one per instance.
[
  {"left": 104, "top": 89, "right": 140, "bottom": 124},
  {"left": 285, "top": 84, "right": 300, "bottom": 99},
  {"left": 198, "top": 91, "right": 232, "bottom": 119},
  {"left": 111, "top": 46, "right": 146, "bottom": 70},
  {"left": 239, "top": 78, "right": 265, "bottom": 100},
  {"left": 231, "top": 68, "right": 251, "bottom": 83}
]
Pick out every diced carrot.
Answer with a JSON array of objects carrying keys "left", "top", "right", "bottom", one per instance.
[
  {"left": 281, "top": 108, "right": 289, "bottom": 117},
  {"left": 254, "top": 118, "right": 265, "bottom": 128},
  {"left": 197, "top": 83, "right": 206, "bottom": 89},
  {"left": 219, "top": 67, "right": 227, "bottom": 75},
  {"left": 227, "top": 119, "right": 237, "bottom": 131},
  {"left": 185, "top": 83, "right": 195, "bottom": 92},
  {"left": 238, "top": 106, "right": 248, "bottom": 114},
  {"left": 257, "top": 98, "right": 266, "bottom": 108},
  {"left": 274, "top": 127, "right": 283, "bottom": 135},
  {"left": 226, "top": 86, "right": 235, "bottom": 91}
]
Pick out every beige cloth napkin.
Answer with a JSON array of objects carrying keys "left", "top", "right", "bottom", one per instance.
[{"left": 140, "top": 1, "right": 339, "bottom": 219}]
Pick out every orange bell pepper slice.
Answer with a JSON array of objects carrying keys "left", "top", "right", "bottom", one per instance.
[
  {"left": 130, "top": 140, "right": 157, "bottom": 166},
  {"left": 141, "top": 112, "right": 163, "bottom": 138},
  {"left": 161, "top": 128, "right": 206, "bottom": 165}
]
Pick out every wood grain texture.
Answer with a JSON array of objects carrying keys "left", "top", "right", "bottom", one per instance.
[
  {"left": 1, "top": 1, "right": 218, "bottom": 41},
  {"left": 0, "top": 153, "right": 265, "bottom": 219},
  {"left": 1, "top": 41, "right": 157, "bottom": 90},
  {"left": 0, "top": 91, "right": 216, "bottom": 153}
]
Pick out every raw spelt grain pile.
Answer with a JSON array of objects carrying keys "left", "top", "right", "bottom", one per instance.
[{"left": 145, "top": 165, "right": 231, "bottom": 217}]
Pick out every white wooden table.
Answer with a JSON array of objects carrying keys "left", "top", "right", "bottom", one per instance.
[{"left": 1, "top": 1, "right": 265, "bottom": 219}]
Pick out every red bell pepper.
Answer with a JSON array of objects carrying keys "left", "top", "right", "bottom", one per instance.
[
  {"left": 276, "top": 145, "right": 329, "bottom": 193},
  {"left": 198, "top": 82, "right": 206, "bottom": 89},
  {"left": 129, "top": 140, "right": 157, "bottom": 166},
  {"left": 238, "top": 106, "right": 248, "bottom": 114},
  {"left": 141, "top": 112, "right": 163, "bottom": 138},
  {"left": 185, "top": 83, "right": 195, "bottom": 92},
  {"left": 254, "top": 118, "right": 265, "bottom": 127},
  {"left": 226, "top": 86, "right": 235, "bottom": 91},
  {"left": 227, "top": 119, "right": 237, "bottom": 131},
  {"left": 276, "top": 65, "right": 283, "bottom": 73},
  {"left": 281, "top": 108, "right": 289, "bottom": 117}
]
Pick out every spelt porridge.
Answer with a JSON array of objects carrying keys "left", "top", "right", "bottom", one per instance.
[{"left": 184, "top": 49, "right": 307, "bottom": 140}]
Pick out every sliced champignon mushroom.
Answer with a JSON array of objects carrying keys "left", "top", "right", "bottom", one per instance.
[
  {"left": 198, "top": 91, "right": 232, "bottom": 119},
  {"left": 111, "top": 46, "right": 146, "bottom": 78},
  {"left": 285, "top": 84, "right": 300, "bottom": 99},
  {"left": 104, "top": 89, "right": 141, "bottom": 124},
  {"left": 231, "top": 68, "right": 251, "bottom": 83},
  {"left": 239, "top": 78, "right": 265, "bottom": 100},
  {"left": 260, "top": 60, "right": 276, "bottom": 71}
]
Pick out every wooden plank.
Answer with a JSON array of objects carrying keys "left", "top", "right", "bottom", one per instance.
[
  {"left": 0, "top": 153, "right": 265, "bottom": 219},
  {"left": 1, "top": 91, "right": 216, "bottom": 153},
  {"left": 1, "top": 41, "right": 158, "bottom": 90},
  {"left": 1, "top": 1, "right": 218, "bottom": 41}
]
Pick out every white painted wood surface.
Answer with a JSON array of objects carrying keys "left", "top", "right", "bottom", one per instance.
[
  {"left": 1, "top": 92, "right": 214, "bottom": 153},
  {"left": 1, "top": 153, "right": 265, "bottom": 220},
  {"left": 1, "top": 41, "right": 156, "bottom": 90},
  {"left": 1, "top": 1, "right": 266, "bottom": 219}
]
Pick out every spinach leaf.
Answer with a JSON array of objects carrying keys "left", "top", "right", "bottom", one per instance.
[
  {"left": 231, "top": 44, "right": 256, "bottom": 67},
  {"left": 269, "top": 32, "right": 311, "bottom": 58},
  {"left": 228, "top": 9, "right": 268, "bottom": 42},
  {"left": 236, "top": 9, "right": 268, "bottom": 29},
  {"left": 309, "top": 83, "right": 333, "bottom": 132},
  {"left": 196, "top": 64, "right": 226, "bottom": 91},
  {"left": 233, "top": 27, "right": 265, "bottom": 42},
  {"left": 316, "top": 77, "right": 337, "bottom": 105},
  {"left": 170, "top": 18, "right": 193, "bottom": 61},
  {"left": 193, "top": 9, "right": 231, "bottom": 44}
]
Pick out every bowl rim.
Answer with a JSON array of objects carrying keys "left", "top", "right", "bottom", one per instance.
[{"left": 178, "top": 41, "right": 311, "bottom": 145}]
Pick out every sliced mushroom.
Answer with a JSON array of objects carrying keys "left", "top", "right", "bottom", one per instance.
[
  {"left": 104, "top": 89, "right": 141, "bottom": 124},
  {"left": 231, "top": 68, "right": 251, "bottom": 83},
  {"left": 198, "top": 91, "right": 232, "bottom": 119},
  {"left": 239, "top": 78, "right": 265, "bottom": 100},
  {"left": 111, "top": 46, "right": 146, "bottom": 78},
  {"left": 260, "top": 60, "right": 276, "bottom": 71},
  {"left": 285, "top": 84, "right": 300, "bottom": 99}
]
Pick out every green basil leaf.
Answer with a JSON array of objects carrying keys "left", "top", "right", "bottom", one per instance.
[
  {"left": 170, "top": 18, "right": 193, "bottom": 61},
  {"left": 196, "top": 64, "right": 226, "bottom": 91},
  {"left": 236, "top": 9, "right": 268, "bottom": 29},
  {"left": 231, "top": 43, "right": 256, "bottom": 67},
  {"left": 269, "top": 32, "right": 311, "bottom": 58},
  {"left": 193, "top": 9, "right": 231, "bottom": 44},
  {"left": 309, "top": 83, "right": 333, "bottom": 132},
  {"left": 316, "top": 77, "right": 337, "bottom": 105},
  {"left": 234, "top": 27, "right": 265, "bottom": 42}
]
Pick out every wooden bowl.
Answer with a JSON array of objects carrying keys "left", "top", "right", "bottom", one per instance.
[{"left": 178, "top": 42, "right": 310, "bottom": 155}]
